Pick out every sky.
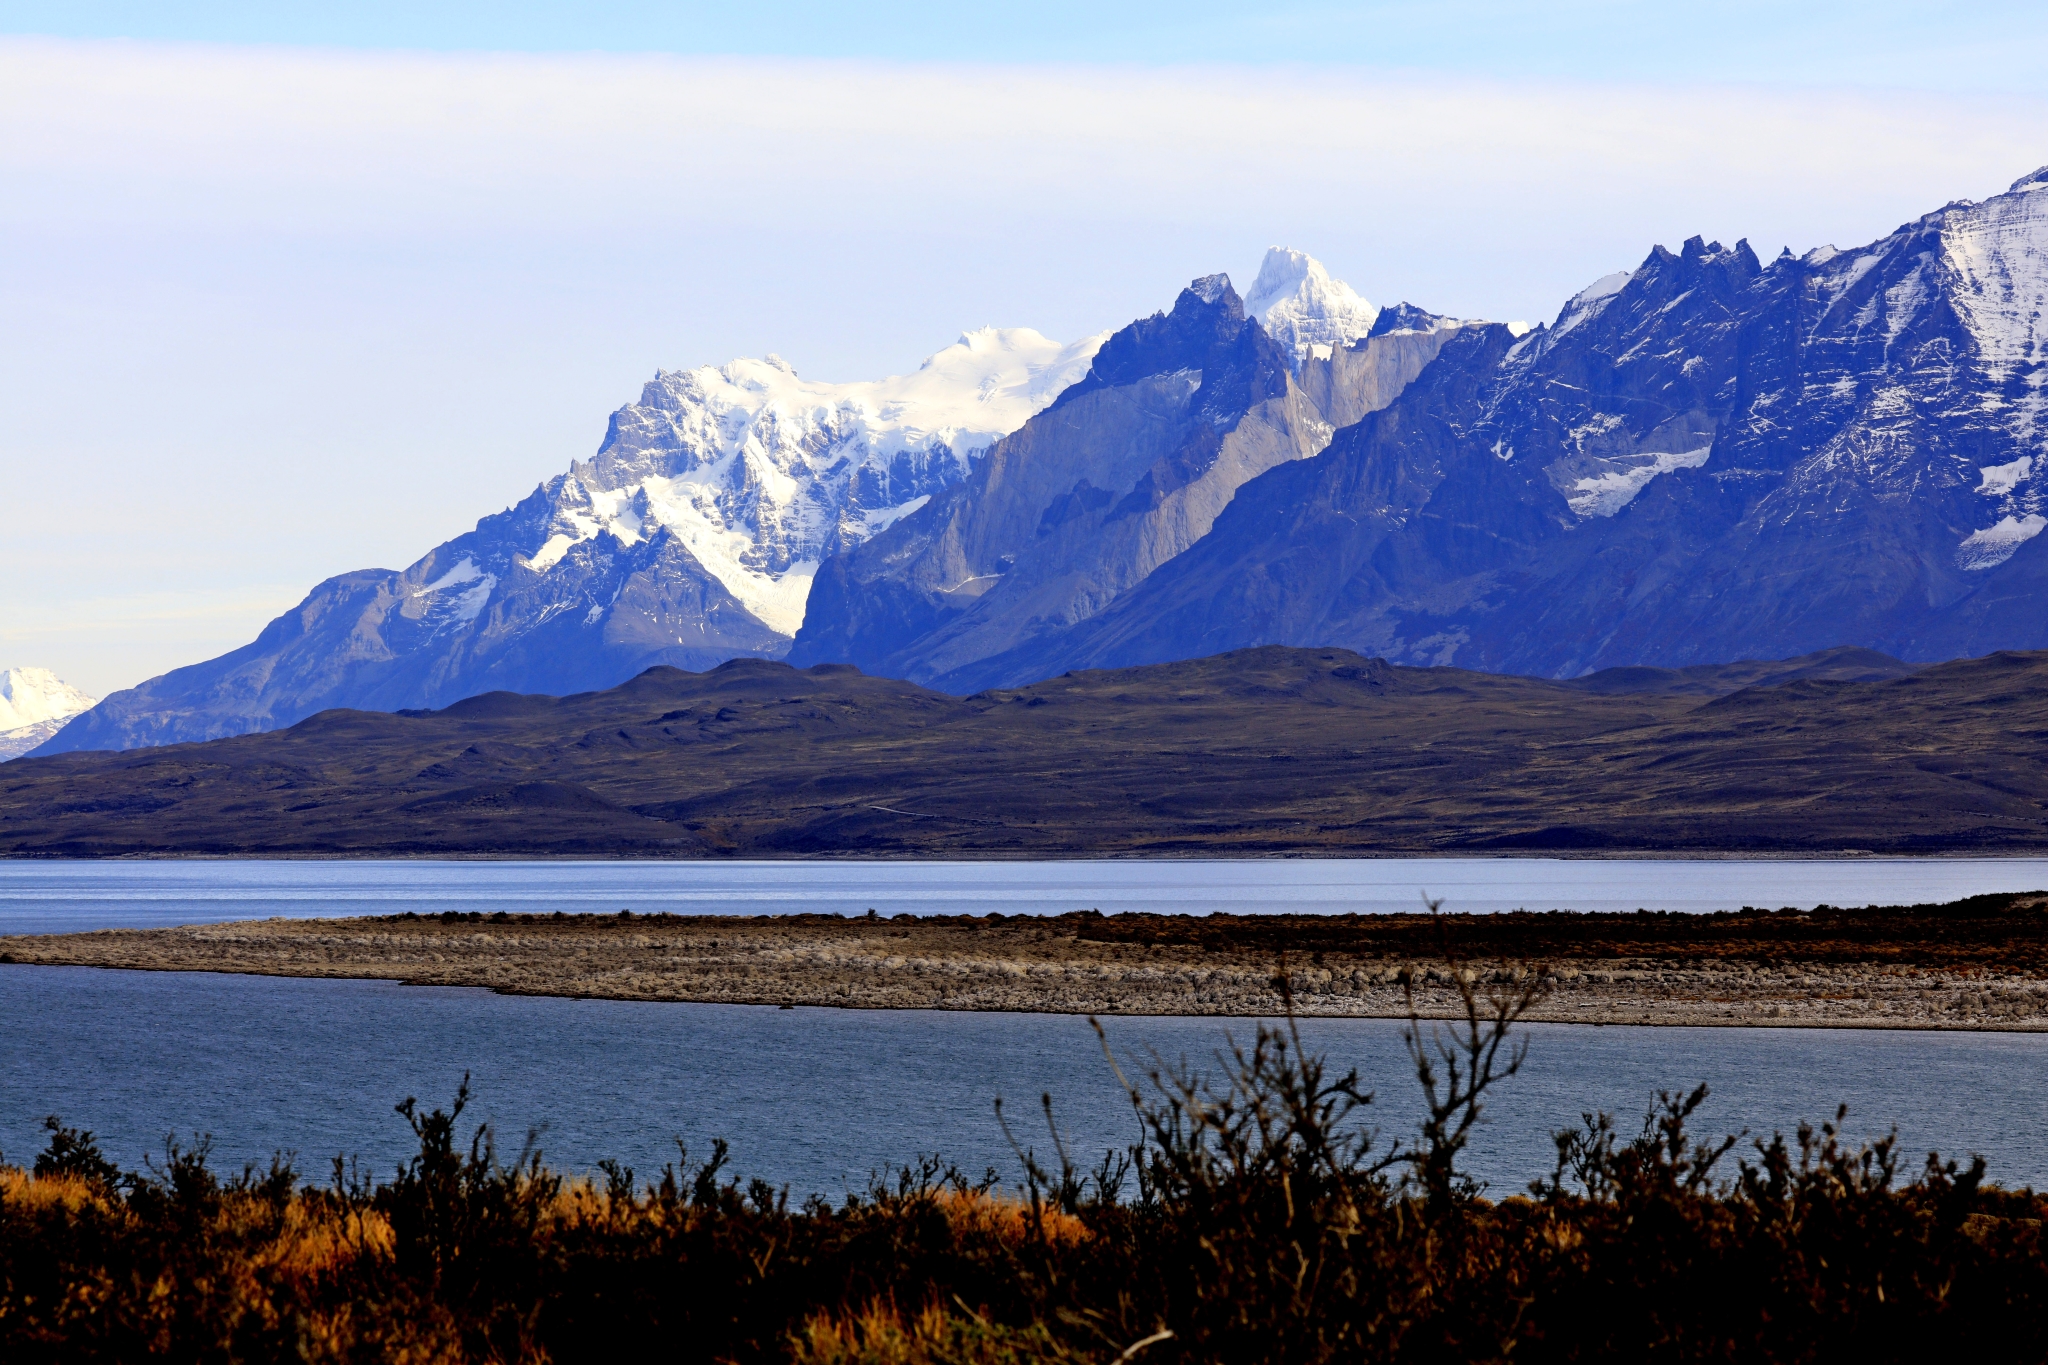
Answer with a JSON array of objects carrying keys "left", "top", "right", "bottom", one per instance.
[{"left": 3, "top": 3, "right": 2047, "bottom": 698}]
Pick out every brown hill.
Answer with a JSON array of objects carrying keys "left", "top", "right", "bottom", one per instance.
[{"left": 0, "top": 645, "right": 2042, "bottom": 857}]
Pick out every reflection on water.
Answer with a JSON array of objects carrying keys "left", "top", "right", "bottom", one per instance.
[{"left": 2, "top": 965, "right": 2041, "bottom": 1199}]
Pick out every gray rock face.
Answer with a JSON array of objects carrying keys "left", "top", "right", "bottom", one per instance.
[
  {"left": 964, "top": 169, "right": 2048, "bottom": 681},
  {"left": 789, "top": 278, "right": 1466, "bottom": 690}
]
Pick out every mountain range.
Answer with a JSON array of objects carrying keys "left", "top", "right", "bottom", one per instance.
[
  {"left": 794, "top": 166, "right": 2048, "bottom": 687},
  {"left": 29, "top": 167, "right": 2048, "bottom": 755}
]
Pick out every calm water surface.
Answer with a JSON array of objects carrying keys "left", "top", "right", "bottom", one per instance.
[
  {"left": 7, "top": 856, "right": 2048, "bottom": 935},
  {"left": 1, "top": 966, "right": 2043, "bottom": 1197},
  {"left": 4, "top": 858, "right": 2046, "bottom": 1196}
]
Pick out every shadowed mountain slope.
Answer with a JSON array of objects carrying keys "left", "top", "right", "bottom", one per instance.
[
  {"left": 6, "top": 644, "right": 2045, "bottom": 858},
  {"left": 788, "top": 274, "right": 1467, "bottom": 692},
  {"left": 1006, "top": 171, "right": 2048, "bottom": 682}
]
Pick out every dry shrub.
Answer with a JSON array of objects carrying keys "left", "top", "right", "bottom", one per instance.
[
  {"left": 0, "top": 1167, "right": 117, "bottom": 1218},
  {"left": 251, "top": 1197, "right": 396, "bottom": 1278},
  {"left": 930, "top": 1188, "right": 1088, "bottom": 1249},
  {"left": 793, "top": 1301, "right": 1071, "bottom": 1365}
]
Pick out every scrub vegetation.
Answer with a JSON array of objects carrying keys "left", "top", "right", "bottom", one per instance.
[{"left": 3, "top": 935, "right": 2045, "bottom": 1363}]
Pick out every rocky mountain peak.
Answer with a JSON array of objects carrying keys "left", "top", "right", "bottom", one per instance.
[
  {"left": 1366, "top": 302, "right": 1452, "bottom": 338},
  {"left": 1052, "top": 273, "right": 1249, "bottom": 408},
  {"left": 1244, "top": 247, "right": 1380, "bottom": 373},
  {"left": 0, "top": 667, "right": 93, "bottom": 730},
  {"left": 530, "top": 326, "right": 1108, "bottom": 635}
]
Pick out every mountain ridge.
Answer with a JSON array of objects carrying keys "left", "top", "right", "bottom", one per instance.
[
  {"left": 36, "top": 248, "right": 1413, "bottom": 756},
  {"left": 787, "top": 269, "right": 1475, "bottom": 689},
  {"left": 33, "top": 169, "right": 2048, "bottom": 751},
  {"left": 6, "top": 642, "right": 2044, "bottom": 858},
  {"left": 965, "top": 170, "right": 2048, "bottom": 683}
]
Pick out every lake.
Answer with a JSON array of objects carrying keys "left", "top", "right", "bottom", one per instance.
[
  {"left": 3, "top": 856, "right": 2046, "bottom": 1197},
  {"left": 3, "top": 964, "right": 2043, "bottom": 1198},
  {"left": 7, "top": 855, "right": 2048, "bottom": 935}
]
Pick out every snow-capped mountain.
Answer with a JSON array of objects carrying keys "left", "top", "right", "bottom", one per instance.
[
  {"left": 1244, "top": 246, "right": 1383, "bottom": 372},
  {"left": 535, "top": 328, "right": 1105, "bottom": 635},
  {"left": 1004, "top": 167, "right": 2048, "bottom": 680},
  {"left": 0, "top": 668, "right": 97, "bottom": 760},
  {"left": 32, "top": 328, "right": 1104, "bottom": 754}
]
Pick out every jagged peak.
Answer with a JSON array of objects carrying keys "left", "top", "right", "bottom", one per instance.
[
  {"left": 2009, "top": 165, "right": 2048, "bottom": 194},
  {"left": 1243, "top": 247, "right": 1379, "bottom": 374},
  {"left": 1537, "top": 267, "right": 1633, "bottom": 349},
  {"left": 1366, "top": 301, "right": 1453, "bottom": 339},
  {"left": 1188, "top": 273, "right": 1234, "bottom": 305}
]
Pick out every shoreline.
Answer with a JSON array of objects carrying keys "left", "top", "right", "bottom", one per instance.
[
  {"left": 8, "top": 850, "right": 2048, "bottom": 863},
  {"left": 7, "top": 902, "right": 2046, "bottom": 1032},
  {"left": 4, "top": 958, "right": 2044, "bottom": 1035}
]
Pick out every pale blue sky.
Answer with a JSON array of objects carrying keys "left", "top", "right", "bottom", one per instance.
[
  {"left": 3, "top": 4, "right": 2046, "bottom": 697},
  {"left": 8, "top": 1, "right": 2048, "bottom": 91}
]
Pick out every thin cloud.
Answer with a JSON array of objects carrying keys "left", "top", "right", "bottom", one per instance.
[{"left": 5, "top": 39, "right": 2041, "bottom": 254}]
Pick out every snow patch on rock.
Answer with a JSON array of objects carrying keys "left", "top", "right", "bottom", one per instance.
[
  {"left": 417, "top": 557, "right": 485, "bottom": 595},
  {"left": 413, "top": 556, "right": 497, "bottom": 625},
  {"left": 1957, "top": 513, "right": 2047, "bottom": 570},
  {"left": 1978, "top": 455, "right": 2034, "bottom": 496},
  {"left": 1567, "top": 446, "right": 1713, "bottom": 519}
]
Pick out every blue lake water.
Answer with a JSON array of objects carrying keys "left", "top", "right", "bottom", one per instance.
[
  {"left": 2, "top": 966, "right": 2043, "bottom": 1197},
  {"left": 7, "top": 855, "right": 2048, "bottom": 935},
  {"left": 3, "top": 857, "right": 2047, "bottom": 1197}
]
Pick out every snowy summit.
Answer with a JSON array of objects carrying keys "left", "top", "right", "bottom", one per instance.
[
  {"left": 0, "top": 667, "right": 97, "bottom": 761},
  {"left": 1244, "top": 247, "right": 1381, "bottom": 371},
  {"left": 526, "top": 327, "right": 1107, "bottom": 635}
]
